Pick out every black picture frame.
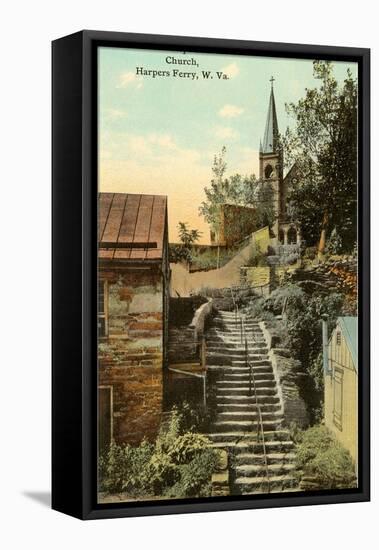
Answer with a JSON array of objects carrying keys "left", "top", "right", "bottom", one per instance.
[{"left": 52, "top": 30, "right": 370, "bottom": 520}]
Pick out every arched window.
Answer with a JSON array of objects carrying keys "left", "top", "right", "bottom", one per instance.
[
  {"left": 278, "top": 229, "right": 285, "bottom": 245},
  {"left": 264, "top": 164, "right": 273, "bottom": 179},
  {"left": 287, "top": 226, "right": 297, "bottom": 245}
]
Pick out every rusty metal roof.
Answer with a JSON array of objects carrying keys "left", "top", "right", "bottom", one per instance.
[{"left": 98, "top": 193, "right": 167, "bottom": 261}]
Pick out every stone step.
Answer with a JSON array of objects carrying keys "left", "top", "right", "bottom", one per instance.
[
  {"left": 214, "top": 313, "right": 258, "bottom": 319},
  {"left": 208, "top": 364, "right": 272, "bottom": 374},
  {"left": 235, "top": 452, "right": 296, "bottom": 465},
  {"left": 206, "top": 337, "right": 264, "bottom": 344},
  {"left": 217, "top": 379, "right": 276, "bottom": 388},
  {"left": 208, "top": 356, "right": 268, "bottom": 366},
  {"left": 206, "top": 339, "right": 266, "bottom": 346},
  {"left": 217, "top": 411, "right": 282, "bottom": 421},
  {"left": 216, "top": 387, "right": 277, "bottom": 396},
  {"left": 236, "top": 463, "right": 296, "bottom": 478},
  {"left": 211, "top": 439, "right": 295, "bottom": 453},
  {"left": 206, "top": 345, "right": 268, "bottom": 354},
  {"left": 212, "top": 419, "right": 283, "bottom": 432},
  {"left": 216, "top": 395, "right": 280, "bottom": 405},
  {"left": 234, "top": 475, "right": 297, "bottom": 493},
  {"left": 212, "top": 317, "right": 260, "bottom": 323},
  {"left": 230, "top": 364, "right": 272, "bottom": 372},
  {"left": 216, "top": 403, "right": 281, "bottom": 413},
  {"left": 207, "top": 331, "right": 264, "bottom": 339},
  {"left": 211, "top": 326, "right": 262, "bottom": 333},
  {"left": 223, "top": 373, "right": 275, "bottom": 381},
  {"left": 208, "top": 430, "right": 291, "bottom": 443}
]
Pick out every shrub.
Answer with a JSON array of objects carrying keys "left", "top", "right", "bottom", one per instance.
[
  {"left": 296, "top": 425, "right": 356, "bottom": 489},
  {"left": 169, "top": 432, "right": 210, "bottom": 464},
  {"left": 165, "top": 448, "right": 220, "bottom": 498},
  {"left": 99, "top": 439, "right": 154, "bottom": 495},
  {"left": 303, "top": 246, "right": 317, "bottom": 260},
  {"left": 176, "top": 401, "right": 213, "bottom": 433},
  {"left": 99, "top": 408, "right": 219, "bottom": 499}
]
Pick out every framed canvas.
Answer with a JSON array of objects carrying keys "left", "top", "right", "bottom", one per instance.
[{"left": 52, "top": 30, "right": 370, "bottom": 520}]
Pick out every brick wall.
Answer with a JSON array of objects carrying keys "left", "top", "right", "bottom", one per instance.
[{"left": 98, "top": 267, "right": 164, "bottom": 445}]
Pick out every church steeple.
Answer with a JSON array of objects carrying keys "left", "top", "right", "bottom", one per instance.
[{"left": 262, "top": 77, "right": 279, "bottom": 154}]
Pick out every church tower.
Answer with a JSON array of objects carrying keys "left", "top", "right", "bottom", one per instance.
[{"left": 259, "top": 78, "right": 283, "bottom": 232}]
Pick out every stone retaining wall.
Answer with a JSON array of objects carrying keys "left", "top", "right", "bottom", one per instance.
[{"left": 260, "top": 321, "right": 309, "bottom": 429}]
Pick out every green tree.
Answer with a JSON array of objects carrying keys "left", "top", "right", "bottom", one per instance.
[
  {"left": 171, "top": 222, "right": 202, "bottom": 267},
  {"left": 178, "top": 222, "right": 202, "bottom": 247},
  {"left": 283, "top": 61, "right": 357, "bottom": 255},
  {"left": 199, "top": 147, "right": 274, "bottom": 262}
]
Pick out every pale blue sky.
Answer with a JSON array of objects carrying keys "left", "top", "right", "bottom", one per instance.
[{"left": 99, "top": 47, "right": 357, "bottom": 243}]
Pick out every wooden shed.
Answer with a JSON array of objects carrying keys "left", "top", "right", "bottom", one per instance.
[
  {"left": 324, "top": 316, "right": 358, "bottom": 467},
  {"left": 97, "top": 192, "right": 170, "bottom": 450}
]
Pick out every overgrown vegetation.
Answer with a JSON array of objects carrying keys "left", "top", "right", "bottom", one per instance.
[
  {"left": 283, "top": 61, "right": 357, "bottom": 255},
  {"left": 244, "top": 283, "right": 344, "bottom": 421},
  {"left": 295, "top": 425, "right": 356, "bottom": 489},
  {"left": 99, "top": 407, "right": 219, "bottom": 499},
  {"left": 189, "top": 244, "right": 242, "bottom": 271},
  {"left": 169, "top": 222, "right": 202, "bottom": 265},
  {"left": 199, "top": 147, "right": 275, "bottom": 247}
]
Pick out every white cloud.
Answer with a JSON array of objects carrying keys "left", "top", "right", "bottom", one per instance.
[
  {"left": 219, "top": 104, "right": 244, "bottom": 118},
  {"left": 221, "top": 62, "right": 240, "bottom": 78},
  {"left": 148, "top": 133, "right": 177, "bottom": 150},
  {"left": 214, "top": 126, "right": 239, "bottom": 140},
  {"left": 117, "top": 71, "right": 143, "bottom": 89}
]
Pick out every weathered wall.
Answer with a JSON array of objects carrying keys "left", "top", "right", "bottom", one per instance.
[
  {"left": 240, "top": 266, "right": 270, "bottom": 294},
  {"left": 325, "top": 328, "right": 358, "bottom": 465},
  {"left": 98, "top": 267, "right": 164, "bottom": 445},
  {"left": 251, "top": 226, "right": 270, "bottom": 252},
  {"left": 170, "top": 227, "right": 270, "bottom": 297}
]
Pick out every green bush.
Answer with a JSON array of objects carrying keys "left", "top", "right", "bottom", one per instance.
[
  {"left": 99, "top": 439, "right": 154, "bottom": 495},
  {"left": 168, "top": 432, "right": 210, "bottom": 464},
  {"left": 99, "top": 408, "right": 219, "bottom": 499},
  {"left": 296, "top": 425, "right": 356, "bottom": 489},
  {"left": 303, "top": 246, "right": 317, "bottom": 260},
  {"left": 177, "top": 401, "right": 213, "bottom": 433},
  {"left": 165, "top": 448, "right": 220, "bottom": 498}
]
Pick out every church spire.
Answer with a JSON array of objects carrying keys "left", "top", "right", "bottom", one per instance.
[{"left": 262, "top": 77, "right": 279, "bottom": 154}]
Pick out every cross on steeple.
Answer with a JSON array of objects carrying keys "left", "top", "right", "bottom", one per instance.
[{"left": 270, "top": 76, "right": 275, "bottom": 88}]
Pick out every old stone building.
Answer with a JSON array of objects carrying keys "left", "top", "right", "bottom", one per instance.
[
  {"left": 98, "top": 192, "right": 170, "bottom": 451},
  {"left": 259, "top": 79, "right": 301, "bottom": 246},
  {"left": 209, "top": 80, "right": 301, "bottom": 249}
]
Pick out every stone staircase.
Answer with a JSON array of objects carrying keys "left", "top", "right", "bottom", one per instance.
[{"left": 206, "top": 310, "right": 298, "bottom": 494}]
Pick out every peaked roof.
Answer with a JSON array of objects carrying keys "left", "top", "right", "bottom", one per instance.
[
  {"left": 98, "top": 192, "right": 167, "bottom": 262},
  {"left": 262, "top": 85, "right": 279, "bottom": 154},
  {"left": 337, "top": 316, "right": 358, "bottom": 368}
]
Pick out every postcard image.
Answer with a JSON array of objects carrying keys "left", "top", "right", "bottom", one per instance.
[{"left": 97, "top": 47, "right": 359, "bottom": 503}]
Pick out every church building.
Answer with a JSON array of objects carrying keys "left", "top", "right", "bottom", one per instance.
[{"left": 259, "top": 78, "right": 301, "bottom": 247}]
